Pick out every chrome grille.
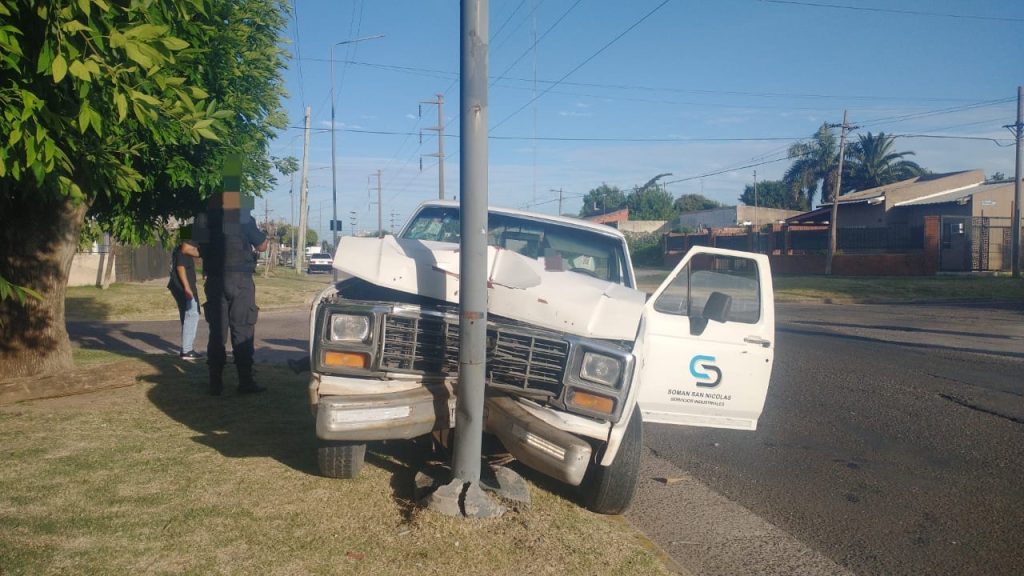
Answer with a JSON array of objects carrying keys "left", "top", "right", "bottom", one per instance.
[
  {"left": 380, "top": 315, "right": 449, "bottom": 373},
  {"left": 489, "top": 332, "right": 567, "bottom": 396},
  {"left": 382, "top": 313, "right": 568, "bottom": 397}
]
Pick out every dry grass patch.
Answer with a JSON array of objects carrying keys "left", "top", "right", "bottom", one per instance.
[{"left": 0, "top": 358, "right": 671, "bottom": 576}]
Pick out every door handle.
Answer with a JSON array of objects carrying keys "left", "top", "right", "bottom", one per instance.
[{"left": 744, "top": 336, "right": 771, "bottom": 348}]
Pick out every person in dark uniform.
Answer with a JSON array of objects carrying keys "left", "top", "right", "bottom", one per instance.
[{"left": 199, "top": 201, "right": 269, "bottom": 395}]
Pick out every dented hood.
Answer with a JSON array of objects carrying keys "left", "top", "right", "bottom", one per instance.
[{"left": 333, "top": 236, "right": 645, "bottom": 341}]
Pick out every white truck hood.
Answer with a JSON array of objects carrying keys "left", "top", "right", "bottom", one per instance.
[{"left": 333, "top": 236, "right": 645, "bottom": 341}]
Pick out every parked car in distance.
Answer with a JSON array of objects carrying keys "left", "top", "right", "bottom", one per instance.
[{"left": 307, "top": 253, "right": 333, "bottom": 274}]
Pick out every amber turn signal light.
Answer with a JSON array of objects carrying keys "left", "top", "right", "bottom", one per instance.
[
  {"left": 569, "top": 389, "right": 615, "bottom": 414},
  {"left": 323, "top": 351, "right": 369, "bottom": 369}
]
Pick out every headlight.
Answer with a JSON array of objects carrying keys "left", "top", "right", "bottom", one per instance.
[
  {"left": 580, "top": 352, "right": 622, "bottom": 387},
  {"left": 330, "top": 314, "right": 370, "bottom": 342}
]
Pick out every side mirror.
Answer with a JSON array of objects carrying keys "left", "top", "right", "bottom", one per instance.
[
  {"left": 703, "top": 291, "right": 732, "bottom": 324},
  {"left": 689, "top": 291, "right": 732, "bottom": 336}
]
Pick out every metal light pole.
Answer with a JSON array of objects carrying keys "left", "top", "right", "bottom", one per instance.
[
  {"left": 420, "top": 0, "right": 508, "bottom": 520},
  {"left": 331, "top": 34, "right": 384, "bottom": 279}
]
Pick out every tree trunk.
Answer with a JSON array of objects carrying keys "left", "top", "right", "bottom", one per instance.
[{"left": 0, "top": 196, "right": 87, "bottom": 379}]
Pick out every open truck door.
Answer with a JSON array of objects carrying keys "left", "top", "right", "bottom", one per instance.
[{"left": 636, "top": 247, "right": 774, "bottom": 430}]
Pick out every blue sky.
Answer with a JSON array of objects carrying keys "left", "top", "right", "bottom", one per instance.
[{"left": 267, "top": 0, "right": 1022, "bottom": 240}]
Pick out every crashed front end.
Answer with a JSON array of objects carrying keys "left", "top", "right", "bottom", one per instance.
[{"left": 309, "top": 235, "right": 644, "bottom": 486}]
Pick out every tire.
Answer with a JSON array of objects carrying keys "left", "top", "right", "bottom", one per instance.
[
  {"left": 317, "top": 441, "right": 366, "bottom": 479},
  {"left": 580, "top": 405, "right": 642, "bottom": 515}
]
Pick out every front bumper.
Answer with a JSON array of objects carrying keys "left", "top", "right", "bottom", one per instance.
[
  {"left": 315, "top": 381, "right": 601, "bottom": 486},
  {"left": 316, "top": 385, "right": 455, "bottom": 442}
]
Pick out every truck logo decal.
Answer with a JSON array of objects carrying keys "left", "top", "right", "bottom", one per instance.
[{"left": 689, "top": 355, "right": 722, "bottom": 388}]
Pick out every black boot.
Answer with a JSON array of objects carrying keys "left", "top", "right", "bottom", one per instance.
[
  {"left": 237, "top": 364, "right": 265, "bottom": 394},
  {"left": 208, "top": 365, "right": 224, "bottom": 396}
]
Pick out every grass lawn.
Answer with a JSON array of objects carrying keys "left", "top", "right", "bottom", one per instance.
[
  {"left": 66, "top": 269, "right": 332, "bottom": 322},
  {"left": 0, "top": 356, "right": 672, "bottom": 576}
]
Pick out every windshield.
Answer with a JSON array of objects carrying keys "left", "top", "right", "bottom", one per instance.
[{"left": 401, "top": 206, "right": 632, "bottom": 287}]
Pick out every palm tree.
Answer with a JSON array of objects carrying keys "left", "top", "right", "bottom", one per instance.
[
  {"left": 784, "top": 123, "right": 839, "bottom": 209},
  {"left": 844, "top": 132, "right": 923, "bottom": 191}
]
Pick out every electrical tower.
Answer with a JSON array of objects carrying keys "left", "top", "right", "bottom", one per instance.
[{"left": 420, "top": 94, "right": 446, "bottom": 200}]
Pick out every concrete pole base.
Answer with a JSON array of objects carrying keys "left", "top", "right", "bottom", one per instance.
[{"left": 415, "top": 463, "right": 531, "bottom": 518}]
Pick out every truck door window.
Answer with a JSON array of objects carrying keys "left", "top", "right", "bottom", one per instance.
[{"left": 653, "top": 254, "right": 761, "bottom": 323}]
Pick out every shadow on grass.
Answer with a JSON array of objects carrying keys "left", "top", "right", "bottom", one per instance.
[
  {"left": 65, "top": 295, "right": 115, "bottom": 321},
  {"left": 142, "top": 358, "right": 320, "bottom": 475},
  {"left": 140, "top": 358, "right": 465, "bottom": 510}
]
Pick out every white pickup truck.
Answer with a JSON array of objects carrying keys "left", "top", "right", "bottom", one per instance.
[{"left": 306, "top": 200, "right": 775, "bottom": 514}]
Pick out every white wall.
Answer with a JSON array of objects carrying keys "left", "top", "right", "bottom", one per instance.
[{"left": 68, "top": 252, "right": 116, "bottom": 287}]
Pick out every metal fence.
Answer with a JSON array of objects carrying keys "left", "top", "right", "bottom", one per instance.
[
  {"left": 667, "top": 225, "right": 925, "bottom": 256},
  {"left": 113, "top": 244, "right": 172, "bottom": 283},
  {"left": 970, "top": 217, "right": 1015, "bottom": 272}
]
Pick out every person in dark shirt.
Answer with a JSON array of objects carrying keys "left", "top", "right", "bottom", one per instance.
[
  {"left": 168, "top": 239, "right": 203, "bottom": 360},
  {"left": 200, "top": 205, "right": 269, "bottom": 395}
]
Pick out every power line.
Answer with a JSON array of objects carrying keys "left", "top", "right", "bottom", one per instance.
[
  {"left": 492, "top": 0, "right": 528, "bottom": 46},
  {"left": 491, "top": 0, "right": 545, "bottom": 53},
  {"left": 491, "top": 0, "right": 673, "bottom": 132},
  {"left": 859, "top": 97, "right": 1015, "bottom": 128},
  {"left": 282, "top": 125, "right": 1014, "bottom": 146},
  {"left": 490, "top": 0, "right": 584, "bottom": 88},
  {"left": 759, "top": 0, "right": 1024, "bottom": 23},
  {"left": 287, "top": 0, "right": 306, "bottom": 107},
  {"left": 895, "top": 134, "right": 1015, "bottom": 147},
  {"left": 306, "top": 58, "right": 984, "bottom": 104}
]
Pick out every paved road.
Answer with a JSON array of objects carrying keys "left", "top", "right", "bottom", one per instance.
[
  {"left": 69, "top": 301, "right": 1024, "bottom": 575},
  {"left": 630, "top": 301, "right": 1024, "bottom": 575},
  {"left": 69, "top": 308, "right": 311, "bottom": 365}
]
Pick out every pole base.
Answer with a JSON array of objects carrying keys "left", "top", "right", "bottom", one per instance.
[{"left": 415, "top": 463, "right": 531, "bottom": 518}]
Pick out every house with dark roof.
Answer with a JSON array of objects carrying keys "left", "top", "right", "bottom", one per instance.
[{"left": 786, "top": 170, "right": 1019, "bottom": 271}]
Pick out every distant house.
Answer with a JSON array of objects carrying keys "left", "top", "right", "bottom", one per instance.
[
  {"left": 786, "top": 169, "right": 1019, "bottom": 271},
  {"left": 784, "top": 170, "right": 1009, "bottom": 226},
  {"left": 675, "top": 206, "right": 802, "bottom": 230},
  {"left": 585, "top": 208, "right": 630, "bottom": 226}
]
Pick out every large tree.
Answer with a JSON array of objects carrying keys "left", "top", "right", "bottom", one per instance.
[
  {"left": 674, "top": 193, "right": 726, "bottom": 212},
  {"left": 625, "top": 184, "right": 676, "bottom": 221},
  {"left": 0, "top": 0, "right": 289, "bottom": 378},
  {"left": 579, "top": 183, "right": 626, "bottom": 217},
  {"left": 843, "top": 132, "right": 923, "bottom": 191},
  {"left": 784, "top": 123, "right": 839, "bottom": 209},
  {"left": 624, "top": 172, "right": 675, "bottom": 220},
  {"left": 739, "top": 179, "right": 802, "bottom": 210}
]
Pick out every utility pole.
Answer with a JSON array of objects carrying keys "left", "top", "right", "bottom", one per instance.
[
  {"left": 826, "top": 110, "right": 856, "bottom": 276},
  {"left": 296, "top": 106, "right": 311, "bottom": 274},
  {"left": 1005, "top": 86, "right": 1023, "bottom": 278},
  {"left": 290, "top": 171, "right": 296, "bottom": 270},
  {"left": 549, "top": 188, "right": 563, "bottom": 216},
  {"left": 753, "top": 170, "right": 759, "bottom": 253},
  {"left": 421, "top": 94, "right": 446, "bottom": 200},
  {"left": 376, "top": 170, "right": 383, "bottom": 237}
]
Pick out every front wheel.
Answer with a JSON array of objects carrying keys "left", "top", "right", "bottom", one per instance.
[
  {"left": 317, "top": 440, "right": 366, "bottom": 479},
  {"left": 579, "top": 405, "right": 642, "bottom": 515}
]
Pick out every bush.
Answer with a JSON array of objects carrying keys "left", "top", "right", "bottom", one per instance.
[{"left": 626, "top": 233, "right": 663, "bottom": 267}]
